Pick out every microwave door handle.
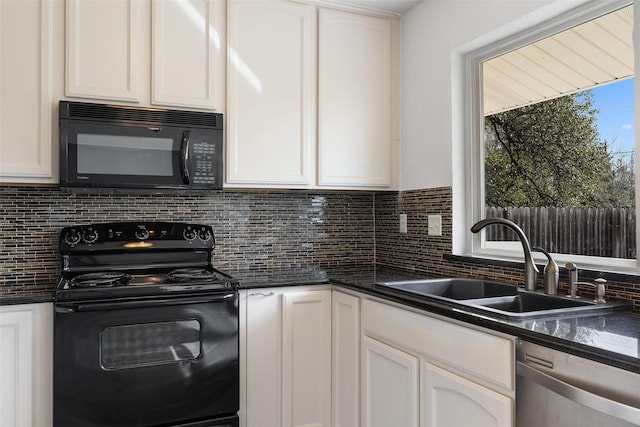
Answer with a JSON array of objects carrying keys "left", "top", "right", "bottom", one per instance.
[{"left": 181, "top": 131, "right": 191, "bottom": 184}]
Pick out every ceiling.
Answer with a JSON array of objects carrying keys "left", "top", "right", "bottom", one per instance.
[
  {"left": 483, "top": 5, "right": 634, "bottom": 115},
  {"left": 328, "top": 0, "right": 423, "bottom": 14}
]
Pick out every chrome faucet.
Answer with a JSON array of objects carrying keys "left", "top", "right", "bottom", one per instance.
[
  {"left": 565, "top": 262, "right": 607, "bottom": 303},
  {"left": 471, "top": 218, "right": 539, "bottom": 291},
  {"left": 533, "top": 247, "right": 558, "bottom": 295}
]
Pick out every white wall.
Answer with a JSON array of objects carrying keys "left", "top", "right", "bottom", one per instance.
[{"left": 399, "top": 0, "right": 592, "bottom": 191}]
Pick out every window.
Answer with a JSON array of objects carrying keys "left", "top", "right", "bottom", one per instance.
[{"left": 469, "top": 1, "right": 635, "bottom": 270}]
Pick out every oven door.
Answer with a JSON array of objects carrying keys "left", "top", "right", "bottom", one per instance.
[{"left": 54, "top": 293, "right": 239, "bottom": 427}]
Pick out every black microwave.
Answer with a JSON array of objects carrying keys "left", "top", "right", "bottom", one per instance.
[{"left": 59, "top": 101, "right": 223, "bottom": 194}]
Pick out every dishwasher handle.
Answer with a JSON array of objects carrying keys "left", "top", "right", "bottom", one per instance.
[{"left": 517, "top": 361, "right": 640, "bottom": 424}]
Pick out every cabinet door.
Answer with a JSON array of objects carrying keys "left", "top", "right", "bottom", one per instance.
[
  {"left": 227, "top": 0, "right": 315, "bottom": 186},
  {"left": 243, "top": 288, "right": 331, "bottom": 427},
  {"left": 283, "top": 290, "right": 331, "bottom": 427},
  {"left": 152, "top": 0, "right": 225, "bottom": 110},
  {"left": 0, "top": 303, "right": 53, "bottom": 427},
  {"left": 422, "top": 362, "right": 513, "bottom": 427},
  {"left": 244, "top": 290, "right": 283, "bottom": 427},
  {"left": 318, "top": 9, "right": 393, "bottom": 187},
  {"left": 332, "top": 291, "right": 360, "bottom": 427},
  {"left": 0, "top": 0, "right": 56, "bottom": 183},
  {"left": 66, "top": 0, "right": 141, "bottom": 101},
  {"left": 362, "top": 336, "right": 419, "bottom": 427}
]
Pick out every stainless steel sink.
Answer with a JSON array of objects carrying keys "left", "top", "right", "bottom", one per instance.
[
  {"left": 375, "top": 278, "right": 631, "bottom": 319},
  {"left": 376, "top": 278, "right": 518, "bottom": 300},
  {"left": 466, "top": 291, "right": 620, "bottom": 319}
]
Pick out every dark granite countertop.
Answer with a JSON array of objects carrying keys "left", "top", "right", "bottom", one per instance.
[
  {"left": 0, "top": 294, "right": 53, "bottom": 306},
  {"left": 4, "top": 265, "right": 639, "bottom": 374},
  {"left": 238, "top": 265, "right": 640, "bottom": 374}
]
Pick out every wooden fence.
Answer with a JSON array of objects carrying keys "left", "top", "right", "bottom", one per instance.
[{"left": 485, "top": 207, "right": 637, "bottom": 259}]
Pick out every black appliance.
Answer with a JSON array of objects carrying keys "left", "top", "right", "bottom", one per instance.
[
  {"left": 53, "top": 222, "right": 239, "bottom": 427},
  {"left": 59, "top": 101, "right": 223, "bottom": 193}
]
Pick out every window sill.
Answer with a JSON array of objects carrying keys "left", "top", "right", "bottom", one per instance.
[{"left": 444, "top": 253, "right": 640, "bottom": 284}]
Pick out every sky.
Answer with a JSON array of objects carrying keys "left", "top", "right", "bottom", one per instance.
[{"left": 590, "top": 78, "right": 634, "bottom": 153}]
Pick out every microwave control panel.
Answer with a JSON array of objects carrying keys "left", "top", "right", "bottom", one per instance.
[{"left": 192, "top": 141, "right": 218, "bottom": 185}]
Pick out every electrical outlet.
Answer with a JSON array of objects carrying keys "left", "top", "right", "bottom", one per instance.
[
  {"left": 428, "top": 215, "right": 442, "bottom": 236},
  {"left": 399, "top": 213, "right": 408, "bottom": 234}
]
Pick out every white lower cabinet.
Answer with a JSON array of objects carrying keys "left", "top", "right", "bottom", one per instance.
[
  {"left": 362, "top": 336, "right": 419, "bottom": 427},
  {"left": 241, "top": 287, "right": 331, "bottom": 427},
  {"left": 242, "top": 289, "right": 515, "bottom": 427},
  {"left": 422, "top": 362, "right": 513, "bottom": 427},
  {"left": 0, "top": 303, "right": 52, "bottom": 427},
  {"left": 332, "top": 291, "right": 361, "bottom": 427},
  {"left": 362, "top": 299, "right": 515, "bottom": 427}
]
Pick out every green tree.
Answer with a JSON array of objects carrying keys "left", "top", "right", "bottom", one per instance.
[
  {"left": 599, "top": 149, "right": 635, "bottom": 208},
  {"left": 484, "top": 91, "right": 621, "bottom": 208}
]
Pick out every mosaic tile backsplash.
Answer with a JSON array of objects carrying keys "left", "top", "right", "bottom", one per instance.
[
  {"left": 0, "top": 186, "right": 374, "bottom": 299},
  {"left": 2, "top": 185, "right": 639, "bottom": 311}
]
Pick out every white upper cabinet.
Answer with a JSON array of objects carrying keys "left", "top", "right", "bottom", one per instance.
[
  {"left": 65, "top": 0, "right": 225, "bottom": 111},
  {"left": 0, "top": 0, "right": 59, "bottom": 183},
  {"left": 226, "top": 0, "right": 398, "bottom": 189},
  {"left": 227, "top": 0, "right": 316, "bottom": 185},
  {"left": 152, "top": 0, "right": 225, "bottom": 110},
  {"left": 66, "top": 0, "right": 141, "bottom": 102},
  {"left": 318, "top": 9, "right": 394, "bottom": 187}
]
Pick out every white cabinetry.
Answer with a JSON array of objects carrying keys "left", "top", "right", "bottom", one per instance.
[
  {"left": 332, "top": 291, "right": 360, "bottom": 427},
  {"left": 240, "top": 287, "right": 331, "bottom": 427},
  {"left": 65, "top": 0, "right": 225, "bottom": 110},
  {"left": 422, "top": 362, "right": 512, "bottom": 427},
  {"left": 227, "top": 0, "right": 315, "bottom": 185},
  {"left": 362, "top": 299, "right": 515, "bottom": 427},
  {"left": 362, "top": 336, "right": 419, "bottom": 427},
  {"left": 226, "top": 0, "right": 398, "bottom": 189},
  {"left": 0, "top": 0, "right": 60, "bottom": 183},
  {"left": 0, "top": 303, "right": 53, "bottom": 427},
  {"left": 318, "top": 9, "right": 394, "bottom": 187},
  {"left": 66, "top": 0, "right": 141, "bottom": 102},
  {"left": 152, "top": 0, "right": 225, "bottom": 109}
]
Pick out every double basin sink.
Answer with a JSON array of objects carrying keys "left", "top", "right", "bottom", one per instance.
[{"left": 375, "top": 278, "right": 630, "bottom": 319}]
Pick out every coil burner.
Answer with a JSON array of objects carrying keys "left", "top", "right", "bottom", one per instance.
[{"left": 71, "top": 272, "right": 131, "bottom": 288}]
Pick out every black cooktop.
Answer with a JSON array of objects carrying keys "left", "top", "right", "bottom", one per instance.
[{"left": 55, "top": 222, "right": 238, "bottom": 302}]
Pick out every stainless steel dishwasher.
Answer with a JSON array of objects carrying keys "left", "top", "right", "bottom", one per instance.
[{"left": 516, "top": 340, "right": 640, "bottom": 426}]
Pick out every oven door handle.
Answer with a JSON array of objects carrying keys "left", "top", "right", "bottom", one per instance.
[
  {"left": 517, "top": 361, "right": 640, "bottom": 423},
  {"left": 57, "top": 293, "right": 236, "bottom": 312}
]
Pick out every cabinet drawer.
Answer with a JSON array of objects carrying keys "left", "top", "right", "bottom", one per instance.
[{"left": 362, "top": 299, "right": 514, "bottom": 392}]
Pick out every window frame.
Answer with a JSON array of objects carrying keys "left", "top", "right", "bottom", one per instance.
[{"left": 464, "top": 0, "right": 637, "bottom": 272}]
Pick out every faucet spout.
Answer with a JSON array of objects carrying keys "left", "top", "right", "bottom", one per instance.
[{"left": 470, "top": 218, "right": 539, "bottom": 291}]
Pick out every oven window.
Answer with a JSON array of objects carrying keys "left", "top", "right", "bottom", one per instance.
[
  {"left": 77, "top": 133, "right": 174, "bottom": 176},
  {"left": 100, "top": 320, "right": 201, "bottom": 370}
]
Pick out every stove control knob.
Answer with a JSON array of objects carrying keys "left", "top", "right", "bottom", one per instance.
[
  {"left": 183, "top": 227, "right": 197, "bottom": 241},
  {"left": 64, "top": 229, "right": 82, "bottom": 246},
  {"left": 135, "top": 227, "right": 150, "bottom": 240},
  {"left": 199, "top": 228, "right": 212, "bottom": 242},
  {"left": 83, "top": 228, "right": 99, "bottom": 244}
]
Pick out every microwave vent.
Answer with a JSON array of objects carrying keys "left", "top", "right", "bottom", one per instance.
[{"left": 61, "top": 101, "right": 219, "bottom": 128}]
